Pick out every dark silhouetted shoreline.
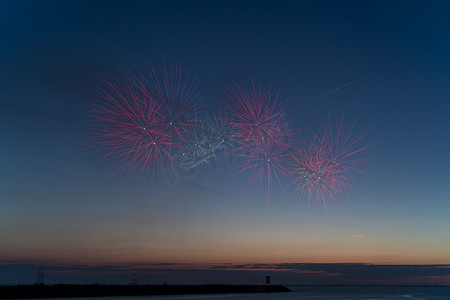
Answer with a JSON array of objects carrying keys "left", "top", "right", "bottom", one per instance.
[{"left": 0, "top": 284, "right": 292, "bottom": 299}]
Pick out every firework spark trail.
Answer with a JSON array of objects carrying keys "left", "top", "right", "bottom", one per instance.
[
  {"left": 320, "top": 79, "right": 362, "bottom": 96},
  {"left": 86, "top": 59, "right": 200, "bottom": 180},
  {"left": 290, "top": 114, "right": 371, "bottom": 211},
  {"left": 224, "top": 81, "right": 295, "bottom": 192}
]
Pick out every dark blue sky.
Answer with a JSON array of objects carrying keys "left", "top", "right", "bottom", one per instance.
[{"left": 1, "top": 0, "right": 450, "bottom": 285}]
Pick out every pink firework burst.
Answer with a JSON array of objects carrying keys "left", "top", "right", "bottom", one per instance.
[
  {"left": 86, "top": 59, "right": 200, "bottom": 180},
  {"left": 290, "top": 114, "right": 372, "bottom": 211},
  {"left": 223, "top": 81, "right": 295, "bottom": 192},
  {"left": 224, "top": 81, "right": 288, "bottom": 150}
]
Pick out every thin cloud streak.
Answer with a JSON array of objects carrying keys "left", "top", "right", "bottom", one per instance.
[{"left": 351, "top": 234, "right": 366, "bottom": 238}]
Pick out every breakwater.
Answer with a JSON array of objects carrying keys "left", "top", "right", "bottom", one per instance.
[{"left": 0, "top": 284, "right": 292, "bottom": 298}]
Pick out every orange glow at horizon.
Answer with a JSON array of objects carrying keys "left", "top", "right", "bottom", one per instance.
[{"left": 2, "top": 233, "right": 449, "bottom": 266}]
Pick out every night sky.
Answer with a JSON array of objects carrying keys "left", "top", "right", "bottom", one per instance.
[{"left": 1, "top": 0, "right": 450, "bottom": 285}]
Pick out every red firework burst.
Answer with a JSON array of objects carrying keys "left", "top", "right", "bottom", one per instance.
[
  {"left": 223, "top": 81, "right": 295, "bottom": 192},
  {"left": 86, "top": 59, "right": 199, "bottom": 179},
  {"left": 290, "top": 114, "right": 372, "bottom": 211},
  {"left": 224, "top": 81, "right": 287, "bottom": 150}
]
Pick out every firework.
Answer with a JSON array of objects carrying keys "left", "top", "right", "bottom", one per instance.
[
  {"left": 290, "top": 114, "right": 371, "bottom": 210},
  {"left": 224, "top": 81, "right": 287, "bottom": 150},
  {"left": 142, "top": 57, "right": 200, "bottom": 145},
  {"left": 86, "top": 59, "right": 200, "bottom": 179},
  {"left": 223, "top": 81, "right": 294, "bottom": 191},
  {"left": 172, "top": 112, "right": 235, "bottom": 175},
  {"left": 236, "top": 131, "right": 293, "bottom": 191}
]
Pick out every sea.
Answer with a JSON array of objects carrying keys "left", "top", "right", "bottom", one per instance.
[{"left": 26, "top": 286, "right": 450, "bottom": 300}]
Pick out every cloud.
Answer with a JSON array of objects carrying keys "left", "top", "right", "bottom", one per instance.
[
  {"left": 351, "top": 234, "right": 366, "bottom": 238},
  {"left": 208, "top": 263, "right": 450, "bottom": 281}
]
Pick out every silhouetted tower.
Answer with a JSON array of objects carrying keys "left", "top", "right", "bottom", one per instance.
[
  {"left": 265, "top": 274, "right": 271, "bottom": 286},
  {"left": 34, "top": 269, "right": 45, "bottom": 286},
  {"left": 131, "top": 273, "right": 138, "bottom": 286}
]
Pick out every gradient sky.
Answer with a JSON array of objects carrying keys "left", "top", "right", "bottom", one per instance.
[{"left": 1, "top": 0, "right": 450, "bottom": 285}]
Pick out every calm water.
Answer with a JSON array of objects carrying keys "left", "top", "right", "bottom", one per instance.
[{"left": 28, "top": 286, "right": 450, "bottom": 300}]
